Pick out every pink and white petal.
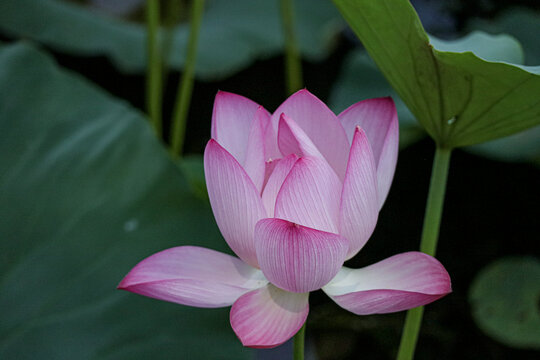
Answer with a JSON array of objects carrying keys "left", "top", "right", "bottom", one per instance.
[
  {"left": 255, "top": 218, "right": 349, "bottom": 293},
  {"left": 322, "top": 252, "right": 451, "bottom": 315},
  {"left": 270, "top": 89, "right": 350, "bottom": 178},
  {"left": 211, "top": 91, "right": 270, "bottom": 165},
  {"left": 243, "top": 107, "right": 269, "bottom": 192},
  {"left": 118, "top": 246, "right": 268, "bottom": 308},
  {"left": 338, "top": 97, "right": 399, "bottom": 207},
  {"left": 278, "top": 114, "right": 324, "bottom": 160},
  {"left": 275, "top": 156, "right": 342, "bottom": 233},
  {"left": 339, "top": 127, "right": 379, "bottom": 260},
  {"left": 230, "top": 284, "right": 309, "bottom": 348},
  {"left": 204, "top": 140, "right": 268, "bottom": 268},
  {"left": 261, "top": 154, "right": 299, "bottom": 216}
]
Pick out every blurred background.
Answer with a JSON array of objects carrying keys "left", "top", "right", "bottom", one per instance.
[{"left": 0, "top": 0, "right": 539, "bottom": 359}]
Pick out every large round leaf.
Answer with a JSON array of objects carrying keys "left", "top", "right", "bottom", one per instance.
[
  {"left": 330, "top": 31, "right": 540, "bottom": 163},
  {"left": 469, "top": 257, "right": 540, "bottom": 349},
  {"left": 428, "top": 31, "right": 524, "bottom": 65},
  {"left": 333, "top": 0, "right": 540, "bottom": 148},
  {"left": 0, "top": 42, "right": 249, "bottom": 359},
  {"left": 469, "top": 8, "right": 540, "bottom": 66},
  {"left": 0, "top": 0, "right": 342, "bottom": 79}
]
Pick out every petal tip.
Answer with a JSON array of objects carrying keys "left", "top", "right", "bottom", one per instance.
[
  {"left": 204, "top": 138, "right": 221, "bottom": 158},
  {"left": 285, "top": 88, "right": 320, "bottom": 105},
  {"left": 277, "top": 113, "right": 298, "bottom": 135},
  {"left": 116, "top": 276, "right": 129, "bottom": 290},
  {"left": 214, "top": 90, "right": 234, "bottom": 99},
  {"left": 354, "top": 125, "right": 366, "bottom": 136},
  {"left": 204, "top": 138, "right": 229, "bottom": 158},
  {"left": 379, "top": 96, "right": 395, "bottom": 104},
  {"left": 116, "top": 269, "right": 138, "bottom": 291},
  {"left": 367, "top": 96, "right": 396, "bottom": 108},
  {"left": 206, "top": 138, "right": 219, "bottom": 147},
  {"left": 116, "top": 282, "right": 127, "bottom": 291},
  {"left": 294, "top": 88, "right": 311, "bottom": 96}
]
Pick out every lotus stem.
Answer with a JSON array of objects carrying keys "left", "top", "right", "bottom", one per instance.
[
  {"left": 396, "top": 146, "right": 452, "bottom": 360},
  {"left": 280, "top": 0, "right": 303, "bottom": 95},
  {"left": 170, "top": 0, "right": 205, "bottom": 157},
  {"left": 293, "top": 322, "right": 306, "bottom": 360}
]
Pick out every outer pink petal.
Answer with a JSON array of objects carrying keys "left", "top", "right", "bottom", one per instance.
[
  {"left": 322, "top": 252, "right": 451, "bottom": 315},
  {"left": 118, "top": 246, "right": 267, "bottom": 308},
  {"left": 243, "top": 107, "right": 269, "bottom": 192},
  {"left": 270, "top": 89, "right": 350, "bottom": 179},
  {"left": 204, "top": 140, "right": 268, "bottom": 268},
  {"left": 255, "top": 218, "right": 349, "bottom": 293},
  {"left": 261, "top": 154, "right": 299, "bottom": 216},
  {"left": 274, "top": 156, "right": 342, "bottom": 233},
  {"left": 211, "top": 91, "right": 270, "bottom": 166},
  {"left": 338, "top": 97, "right": 399, "bottom": 208},
  {"left": 339, "top": 127, "right": 379, "bottom": 260},
  {"left": 230, "top": 284, "right": 309, "bottom": 348}
]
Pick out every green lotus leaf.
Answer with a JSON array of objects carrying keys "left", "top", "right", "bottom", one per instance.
[
  {"left": 0, "top": 0, "right": 341, "bottom": 79},
  {"left": 0, "top": 41, "right": 248, "bottom": 360},
  {"left": 333, "top": 0, "right": 540, "bottom": 148},
  {"left": 469, "top": 8, "right": 540, "bottom": 65},
  {"left": 469, "top": 257, "right": 540, "bottom": 349}
]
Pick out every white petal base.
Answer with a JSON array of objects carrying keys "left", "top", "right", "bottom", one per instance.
[
  {"left": 323, "top": 252, "right": 451, "bottom": 315},
  {"left": 118, "top": 246, "right": 267, "bottom": 308}
]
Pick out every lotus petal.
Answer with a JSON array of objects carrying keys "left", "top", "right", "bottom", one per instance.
[
  {"left": 255, "top": 218, "right": 348, "bottom": 293},
  {"left": 339, "top": 97, "right": 399, "bottom": 207},
  {"left": 204, "top": 140, "right": 267, "bottom": 268},
  {"left": 118, "top": 246, "right": 267, "bottom": 308},
  {"left": 323, "top": 252, "right": 451, "bottom": 315},
  {"left": 230, "top": 284, "right": 309, "bottom": 348}
]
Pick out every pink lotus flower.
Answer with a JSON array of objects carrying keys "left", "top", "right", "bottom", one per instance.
[{"left": 119, "top": 90, "right": 451, "bottom": 348}]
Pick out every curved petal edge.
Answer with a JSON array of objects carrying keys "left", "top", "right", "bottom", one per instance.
[
  {"left": 243, "top": 106, "right": 269, "bottom": 192},
  {"left": 204, "top": 140, "right": 268, "bottom": 268},
  {"left": 230, "top": 284, "right": 309, "bottom": 348},
  {"left": 338, "top": 97, "right": 399, "bottom": 208},
  {"left": 211, "top": 91, "right": 267, "bottom": 165},
  {"left": 275, "top": 155, "right": 342, "bottom": 233},
  {"left": 323, "top": 252, "right": 451, "bottom": 315},
  {"left": 270, "top": 89, "right": 350, "bottom": 178},
  {"left": 339, "top": 127, "right": 379, "bottom": 259},
  {"left": 255, "top": 218, "right": 349, "bottom": 293},
  {"left": 118, "top": 246, "right": 267, "bottom": 308},
  {"left": 261, "top": 154, "right": 299, "bottom": 217}
]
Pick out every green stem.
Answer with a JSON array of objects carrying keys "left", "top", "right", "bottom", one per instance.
[
  {"left": 396, "top": 307, "right": 424, "bottom": 360},
  {"left": 280, "top": 0, "right": 303, "bottom": 95},
  {"left": 419, "top": 147, "right": 452, "bottom": 257},
  {"left": 162, "top": 0, "right": 184, "bottom": 79},
  {"left": 145, "top": 0, "right": 162, "bottom": 137},
  {"left": 396, "top": 146, "right": 451, "bottom": 360},
  {"left": 170, "top": 0, "right": 205, "bottom": 157},
  {"left": 293, "top": 323, "right": 306, "bottom": 360}
]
